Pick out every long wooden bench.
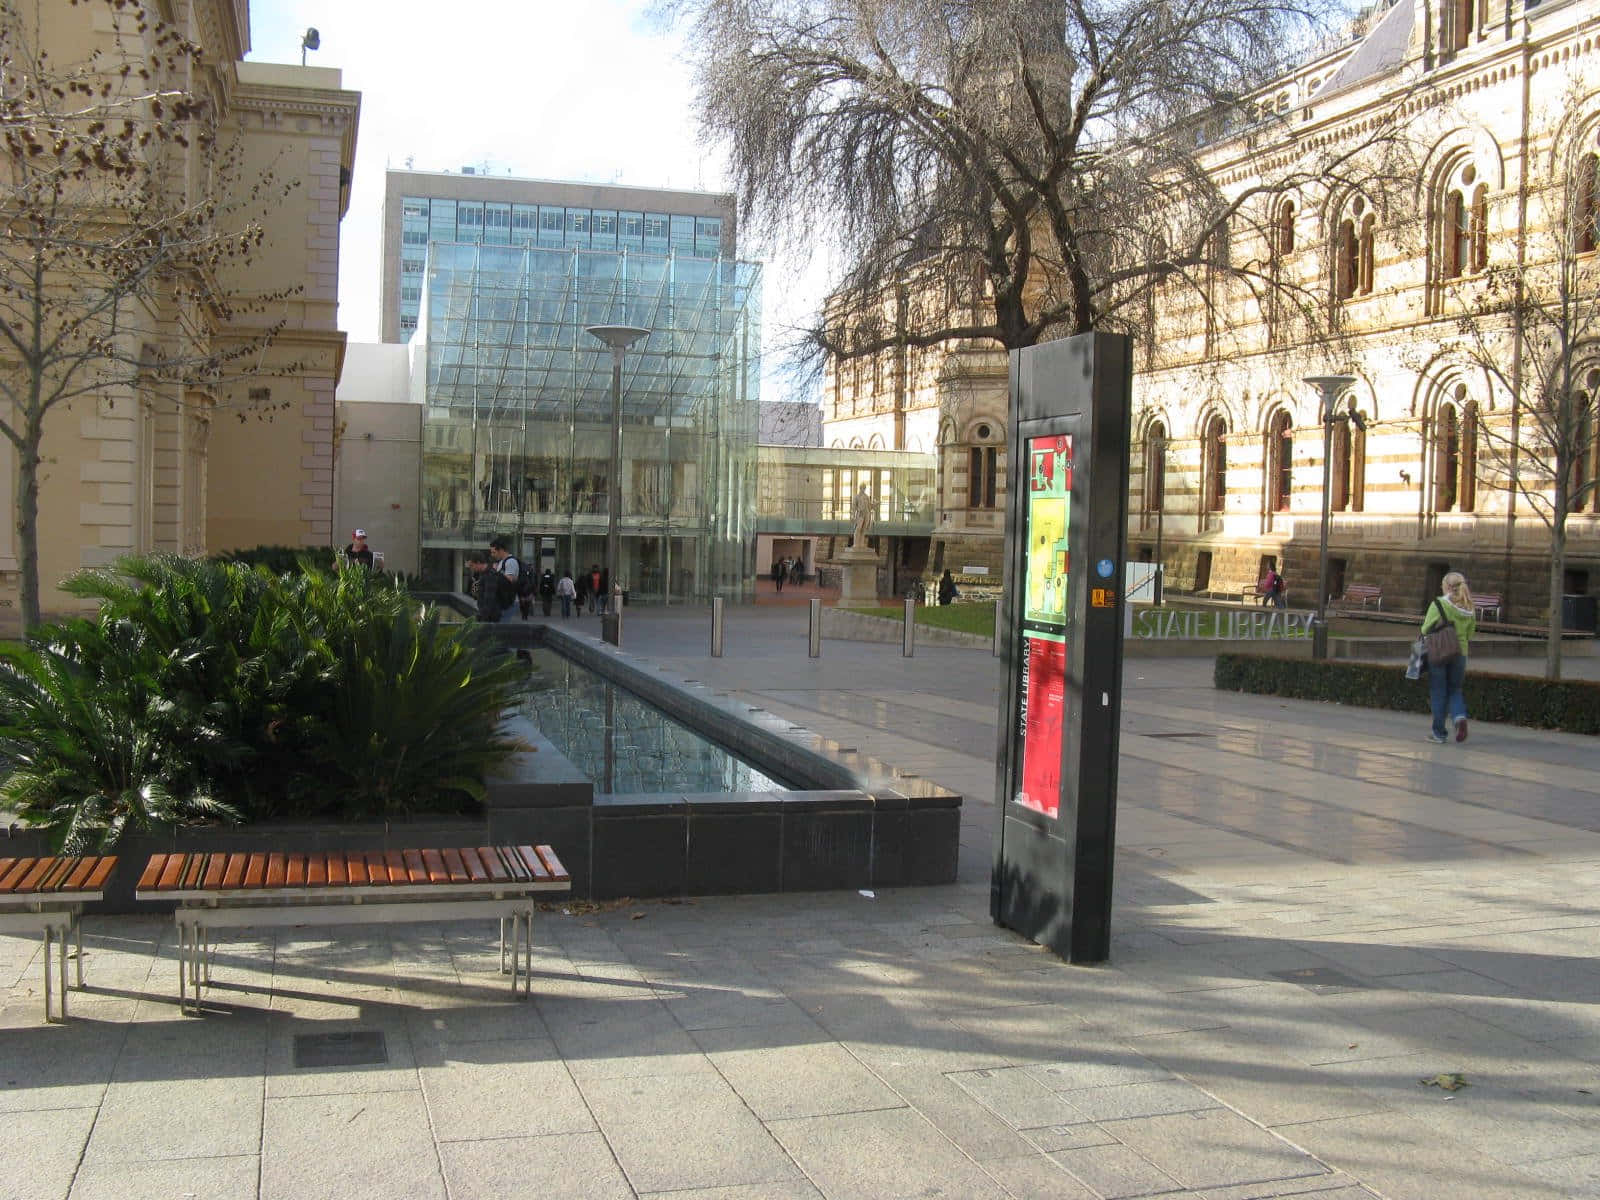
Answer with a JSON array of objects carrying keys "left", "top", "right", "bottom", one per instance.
[
  {"left": 135, "top": 846, "right": 569, "bottom": 1014},
  {"left": 0, "top": 854, "right": 118, "bottom": 1021},
  {"left": 1331, "top": 584, "right": 1383, "bottom": 610}
]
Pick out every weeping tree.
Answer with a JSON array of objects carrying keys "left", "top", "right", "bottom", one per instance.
[
  {"left": 0, "top": 0, "right": 297, "bottom": 633},
  {"left": 662, "top": 0, "right": 1413, "bottom": 363},
  {"left": 1440, "top": 111, "right": 1600, "bottom": 680}
]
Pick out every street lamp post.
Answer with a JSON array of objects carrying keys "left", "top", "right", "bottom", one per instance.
[
  {"left": 1303, "top": 375, "right": 1358, "bottom": 660},
  {"left": 1150, "top": 436, "right": 1167, "bottom": 606},
  {"left": 585, "top": 324, "right": 650, "bottom": 639}
]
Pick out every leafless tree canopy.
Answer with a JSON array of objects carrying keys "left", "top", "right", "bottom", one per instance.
[
  {"left": 1, "top": 0, "right": 299, "bottom": 630},
  {"left": 664, "top": 0, "right": 1403, "bottom": 360}
]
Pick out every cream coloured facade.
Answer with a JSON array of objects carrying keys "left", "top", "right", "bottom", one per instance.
[
  {"left": 0, "top": 2, "right": 359, "bottom": 632},
  {"left": 823, "top": 0, "right": 1600, "bottom": 621}
]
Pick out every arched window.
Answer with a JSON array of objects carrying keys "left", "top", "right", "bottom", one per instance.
[
  {"left": 1334, "top": 195, "right": 1376, "bottom": 301},
  {"left": 1144, "top": 421, "right": 1168, "bottom": 513},
  {"left": 968, "top": 421, "right": 999, "bottom": 509},
  {"left": 1271, "top": 198, "right": 1296, "bottom": 263},
  {"left": 1439, "top": 163, "right": 1489, "bottom": 280},
  {"left": 1576, "top": 150, "right": 1599, "bottom": 256},
  {"left": 1202, "top": 413, "right": 1228, "bottom": 512},
  {"left": 1444, "top": 0, "right": 1473, "bottom": 54},
  {"left": 1434, "top": 386, "right": 1478, "bottom": 512},
  {"left": 1266, "top": 410, "right": 1292, "bottom": 512},
  {"left": 1573, "top": 367, "right": 1599, "bottom": 512}
]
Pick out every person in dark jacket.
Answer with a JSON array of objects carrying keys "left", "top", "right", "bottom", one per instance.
[
  {"left": 466, "top": 552, "right": 501, "bottom": 622},
  {"left": 538, "top": 568, "right": 556, "bottom": 616},
  {"left": 937, "top": 569, "right": 959, "bottom": 606}
]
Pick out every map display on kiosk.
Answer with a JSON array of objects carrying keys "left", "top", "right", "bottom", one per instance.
[{"left": 1014, "top": 434, "right": 1072, "bottom": 819}]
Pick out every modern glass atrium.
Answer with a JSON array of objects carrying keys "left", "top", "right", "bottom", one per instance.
[{"left": 418, "top": 242, "right": 762, "bottom": 603}]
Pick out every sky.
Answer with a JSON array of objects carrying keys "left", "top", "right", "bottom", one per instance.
[{"left": 245, "top": 0, "right": 826, "bottom": 402}]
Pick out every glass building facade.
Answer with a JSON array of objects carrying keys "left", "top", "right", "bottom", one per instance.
[
  {"left": 399, "top": 194, "right": 725, "bottom": 337},
  {"left": 418, "top": 241, "right": 761, "bottom": 603}
]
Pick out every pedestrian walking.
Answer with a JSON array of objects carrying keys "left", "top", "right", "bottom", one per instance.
[
  {"left": 556, "top": 570, "right": 576, "bottom": 618},
  {"left": 937, "top": 569, "right": 959, "bottom": 606},
  {"left": 1421, "top": 571, "right": 1477, "bottom": 744},
  {"left": 539, "top": 568, "right": 556, "bottom": 616}
]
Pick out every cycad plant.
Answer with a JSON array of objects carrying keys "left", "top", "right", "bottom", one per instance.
[
  {"left": 0, "top": 617, "right": 242, "bottom": 852},
  {"left": 0, "top": 554, "right": 525, "bottom": 841}
]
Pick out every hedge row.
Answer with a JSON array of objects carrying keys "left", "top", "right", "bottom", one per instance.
[{"left": 1213, "top": 653, "right": 1600, "bottom": 736}]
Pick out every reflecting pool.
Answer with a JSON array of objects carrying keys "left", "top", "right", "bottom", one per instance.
[{"left": 517, "top": 649, "right": 790, "bottom": 794}]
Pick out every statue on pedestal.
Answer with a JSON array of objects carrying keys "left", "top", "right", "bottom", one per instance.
[{"left": 850, "top": 485, "right": 875, "bottom": 549}]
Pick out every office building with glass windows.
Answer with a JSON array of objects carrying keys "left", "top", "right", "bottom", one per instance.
[{"left": 380, "top": 170, "right": 736, "bottom": 343}]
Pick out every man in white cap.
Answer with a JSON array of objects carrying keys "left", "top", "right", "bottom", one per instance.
[{"left": 342, "top": 528, "right": 374, "bottom": 570}]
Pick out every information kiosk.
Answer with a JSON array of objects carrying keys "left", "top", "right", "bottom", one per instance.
[{"left": 992, "top": 333, "right": 1131, "bottom": 963}]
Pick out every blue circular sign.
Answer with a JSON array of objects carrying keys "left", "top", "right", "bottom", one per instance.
[{"left": 1096, "top": 558, "right": 1115, "bottom": 579}]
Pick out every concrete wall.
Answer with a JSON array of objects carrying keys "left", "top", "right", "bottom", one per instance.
[{"left": 335, "top": 398, "right": 423, "bottom": 576}]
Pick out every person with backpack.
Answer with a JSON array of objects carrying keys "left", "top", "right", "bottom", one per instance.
[
  {"left": 538, "top": 568, "right": 556, "bottom": 616},
  {"left": 465, "top": 552, "right": 502, "bottom": 622},
  {"left": 487, "top": 537, "right": 520, "bottom": 624}
]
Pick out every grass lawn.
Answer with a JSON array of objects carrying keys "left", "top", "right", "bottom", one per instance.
[{"left": 848, "top": 603, "right": 997, "bottom": 636}]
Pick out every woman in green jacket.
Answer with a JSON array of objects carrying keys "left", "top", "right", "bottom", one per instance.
[{"left": 1421, "top": 571, "right": 1477, "bottom": 743}]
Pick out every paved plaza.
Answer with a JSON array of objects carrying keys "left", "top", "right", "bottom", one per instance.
[{"left": 3, "top": 605, "right": 1598, "bottom": 1200}]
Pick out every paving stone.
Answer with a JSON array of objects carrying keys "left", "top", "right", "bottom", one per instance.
[
  {"left": 1057, "top": 1077, "right": 1225, "bottom": 1122},
  {"left": 1047, "top": 1141, "right": 1188, "bottom": 1198},
  {"left": 768, "top": 1106, "right": 1015, "bottom": 1199},
  {"left": 0, "top": 1106, "right": 95, "bottom": 1200},
  {"left": 580, "top": 1071, "right": 802, "bottom": 1193},
  {"left": 1103, "top": 1108, "right": 1332, "bottom": 1191},
  {"left": 438, "top": 1132, "right": 633, "bottom": 1200},
  {"left": 418, "top": 1037, "right": 594, "bottom": 1141},
  {"left": 68, "top": 1154, "right": 260, "bottom": 1200},
  {"left": 261, "top": 1091, "right": 444, "bottom": 1200}
]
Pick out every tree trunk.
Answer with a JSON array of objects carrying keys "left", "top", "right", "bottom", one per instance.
[
  {"left": 15, "top": 420, "right": 42, "bottom": 635},
  {"left": 1545, "top": 518, "right": 1565, "bottom": 681}
]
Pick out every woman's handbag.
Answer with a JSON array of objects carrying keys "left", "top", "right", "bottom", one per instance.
[
  {"left": 1421, "top": 598, "right": 1461, "bottom": 668},
  {"left": 1405, "top": 634, "right": 1428, "bottom": 680}
]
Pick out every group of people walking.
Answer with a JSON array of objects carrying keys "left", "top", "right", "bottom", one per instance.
[
  {"left": 770, "top": 556, "right": 805, "bottom": 592},
  {"left": 466, "top": 540, "right": 611, "bottom": 623}
]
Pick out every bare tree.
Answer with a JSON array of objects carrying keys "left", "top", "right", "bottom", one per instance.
[
  {"left": 662, "top": 0, "right": 1411, "bottom": 364},
  {"left": 0, "top": 0, "right": 297, "bottom": 632},
  {"left": 1440, "top": 115, "right": 1600, "bottom": 680}
]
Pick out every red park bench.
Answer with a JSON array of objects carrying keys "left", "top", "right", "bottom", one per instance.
[
  {"left": 1472, "top": 593, "right": 1503, "bottom": 622},
  {"left": 136, "top": 845, "right": 570, "bottom": 1014},
  {"left": 1332, "top": 583, "right": 1383, "bottom": 610},
  {"left": 0, "top": 854, "right": 118, "bottom": 1021}
]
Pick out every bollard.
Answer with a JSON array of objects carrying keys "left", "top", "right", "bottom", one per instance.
[
  {"left": 710, "top": 596, "right": 724, "bottom": 657},
  {"left": 993, "top": 598, "right": 1004, "bottom": 657},
  {"left": 602, "top": 584, "right": 623, "bottom": 646},
  {"left": 808, "top": 596, "right": 821, "bottom": 658},
  {"left": 903, "top": 595, "right": 916, "bottom": 657}
]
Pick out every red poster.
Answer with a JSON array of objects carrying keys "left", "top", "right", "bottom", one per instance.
[{"left": 1017, "top": 634, "right": 1065, "bottom": 819}]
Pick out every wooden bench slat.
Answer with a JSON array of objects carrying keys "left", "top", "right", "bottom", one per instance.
[
  {"left": 477, "top": 846, "right": 510, "bottom": 883},
  {"left": 421, "top": 849, "right": 448, "bottom": 883},
  {"left": 459, "top": 848, "right": 490, "bottom": 882},
  {"left": 65, "top": 857, "right": 99, "bottom": 890},
  {"left": 306, "top": 854, "right": 328, "bottom": 887},
  {"left": 158, "top": 854, "right": 187, "bottom": 891},
  {"left": 345, "top": 853, "right": 368, "bottom": 885},
  {"left": 515, "top": 845, "right": 549, "bottom": 882},
  {"left": 0, "top": 858, "right": 19, "bottom": 892},
  {"left": 180, "top": 854, "right": 207, "bottom": 890},
  {"left": 440, "top": 848, "right": 469, "bottom": 883},
  {"left": 285, "top": 854, "right": 307, "bottom": 887},
  {"left": 535, "top": 845, "right": 569, "bottom": 882},
  {"left": 14, "top": 859, "right": 55, "bottom": 893},
  {"left": 2, "top": 858, "right": 38, "bottom": 891},
  {"left": 325, "top": 854, "right": 348, "bottom": 886},
  {"left": 265, "top": 854, "right": 287, "bottom": 889},
  {"left": 402, "top": 849, "right": 429, "bottom": 884},
  {"left": 37, "top": 857, "right": 77, "bottom": 892},
  {"left": 137, "top": 854, "right": 170, "bottom": 892},
  {"left": 222, "top": 853, "right": 247, "bottom": 889},
  {"left": 201, "top": 854, "right": 228, "bottom": 890},
  {"left": 243, "top": 854, "right": 267, "bottom": 889},
  {"left": 82, "top": 855, "right": 117, "bottom": 892},
  {"left": 383, "top": 850, "right": 407, "bottom": 884}
]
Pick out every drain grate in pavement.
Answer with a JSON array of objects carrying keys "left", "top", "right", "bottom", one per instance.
[
  {"left": 293, "top": 1031, "right": 388, "bottom": 1069},
  {"left": 1269, "top": 967, "right": 1369, "bottom": 994}
]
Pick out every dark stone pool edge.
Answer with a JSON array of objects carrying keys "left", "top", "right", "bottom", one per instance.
[{"left": 0, "top": 605, "right": 960, "bottom": 908}]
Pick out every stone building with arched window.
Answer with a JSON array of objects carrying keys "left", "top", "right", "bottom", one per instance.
[{"left": 821, "top": 0, "right": 1600, "bottom": 621}]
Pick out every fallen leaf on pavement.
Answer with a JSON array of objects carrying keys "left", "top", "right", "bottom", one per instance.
[{"left": 1420, "top": 1073, "right": 1470, "bottom": 1092}]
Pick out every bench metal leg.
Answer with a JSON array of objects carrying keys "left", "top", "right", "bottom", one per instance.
[
  {"left": 59, "top": 924, "right": 69, "bottom": 1021},
  {"left": 43, "top": 925, "right": 53, "bottom": 1022},
  {"left": 75, "top": 914, "right": 85, "bottom": 989}
]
